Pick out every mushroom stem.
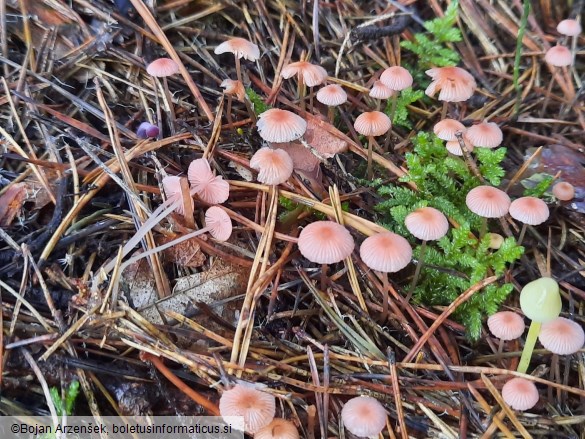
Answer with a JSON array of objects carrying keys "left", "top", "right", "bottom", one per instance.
[
  {"left": 226, "top": 94, "right": 234, "bottom": 128},
  {"left": 161, "top": 77, "right": 176, "bottom": 135},
  {"left": 480, "top": 218, "right": 487, "bottom": 240},
  {"left": 298, "top": 77, "right": 307, "bottom": 112},
  {"left": 235, "top": 56, "right": 242, "bottom": 84},
  {"left": 405, "top": 240, "right": 427, "bottom": 303},
  {"left": 379, "top": 271, "right": 390, "bottom": 320},
  {"left": 517, "top": 224, "right": 528, "bottom": 246},
  {"left": 440, "top": 101, "right": 449, "bottom": 120},
  {"left": 327, "top": 106, "right": 335, "bottom": 124},
  {"left": 389, "top": 94, "right": 398, "bottom": 121},
  {"left": 320, "top": 263, "right": 329, "bottom": 290},
  {"left": 517, "top": 320, "right": 542, "bottom": 374},
  {"left": 367, "top": 135, "right": 374, "bottom": 180}
]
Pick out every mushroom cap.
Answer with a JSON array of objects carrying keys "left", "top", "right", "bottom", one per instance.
[
  {"left": 487, "top": 311, "right": 525, "bottom": 340},
  {"left": 254, "top": 419, "right": 299, "bottom": 439},
  {"left": 298, "top": 221, "right": 355, "bottom": 264},
  {"left": 214, "top": 37, "right": 260, "bottom": 61},
  {"left": 316, "top": 84, "right": 347, "bottom": 107},
  {"left": 360, "top": 232, "right": 412, "bottom": 273},
  {"left": 433, "top": 118, "right": 466, "bottom": 141},
  {"left": 445, "top": 135, "right": 474, "bottom": 156},
  {"left": 466, "top": 186, "right": 511, "bottom": 218},
  {"left": 354, "top": 111, "right": 391, "bottom": 137},
  {"left": 519, "top": 277, "right": 562, "bottom": 323},
  {"left": 509, "top": 196, "right": 549, "bottom": 225},
  {"left": 341, "top": 396, "right": 387, "bottom": 437},
  {"left": 466, "top": 122, "right": 503, "bottom": 148},
  {"left": 552, "top": 182, "right": 575, "bottom": 201},
  {"left": 538, "top": 317, "right": 584, "bottom": 355},
  {"left": 502, "top": 378, "right": 539, "bottom": 411},
  {"left": 257, "top": 109, "right": 307, "bottom": 143},
  {"left": 219, "top": 384, "right": 276, "bottom": 433},
  {"left": 404, "top": 207, "right": 449, "bottom": 241},
  {"left": 380, "top": 66, "right": 413, "bottom": 91},
  {"left": 425, "top": 67, "right": 477, "bottom": 102},
  {"left": 250, "top": 147, "right": 294, "bottom": 185},
  {"left": 136, "top": 121, "right": 159, "bottom": 139},
  {"left": 187, "top": 158, "right": 230, "bottom": 205},
  {"left": 162, "top": 176, "right": 191, "bottom": 216},
  {"left": 488, "top": 233, "right": 505, "bottom": 249},
  {"left": 146, "top": 58, "right": 179, "bottom": 77},
  {"left": 204, "top": 206, "right": 233, "bottom": 241},
  {"left": 544, "top": 45, "right": 573, "bottom": 67},
  {"left": 281, "top": 61, "right": 328, "bottom": 87},
  {"left": 557, "top": 19, "right": 582, "bottom": 37},
  {"left": 369, "top": 80, "right": 395, "bottom": 100},
  {"left": 220, "top": 79, "right": 246, "bottom": 101}
]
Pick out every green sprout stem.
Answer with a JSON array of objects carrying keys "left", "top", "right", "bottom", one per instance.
[{"left": 517, "top": 320, "right": 541, "bottom": 374}]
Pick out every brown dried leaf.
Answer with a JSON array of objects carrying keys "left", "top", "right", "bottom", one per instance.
[
  {"left": 159, "top": 234, "right": 207, "bottom": 268},
  {"left": 0, "top": 183, "right": 27, "bottom": 226}
]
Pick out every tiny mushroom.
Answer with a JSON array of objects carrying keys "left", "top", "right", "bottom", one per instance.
[
  {"left": 446, "top": 134, "right": 474, "bottom": 156},
  {"left": 360, "top": 231, "right": 412, "bottom": 318},
  {"left": 466, "top": 185, "right": 511, "bottom": 237},
  {"left": 556, "top": 19, "right": 582, "bottom": 37},
  {"left": 257, "top": 109, "right": 307, "bottom": 143},
  {"left": 488, "top": 311, "right": 525, "bottom": 362},
  {"left": 538, "top": 317, "right": 584, "bottom": 356},
  {"left": 502, "top": 378, "right": 539, "bottom": 411},
  {"left": 544, "top": 45, "right": 573, "bottom": 67},
  {"left": 341, "top": 396, "right": 387, "bottom": 438},
  {"left": 517, "top": 277, "right": 562, "bottom": 374},
  {"left": 552, "top": 182, "right": 575, "bottom": 201},
  {"left": 369, "top": 80, "right": 395, "bottom": 101},
  {"left": 219, "top": 384, "right": 276, "bottom": 434},
  {"left": 136, "top": 121, "right": 160, "bottom": 139},
  {"left": 187, "top": 158, "right": 230, "bottom": 205},
  {"left": 220, "top": 79, "right": 246, "bottom": 101},
  {"left": 488, "top": 311, "right": 525, "bottom": 341},
  {"left": 250, "top": 147, "right": 294, "bottom": 185},
  {"left": 380, "top": 66, "right": 413, "bottom": 91},
  {"left": 298, "top": 221, "right": 355, "bottom": 288},
  {"left": 214, "top": 37, "right": 260, "bottom": 84},
  {"left": 466, "top": 121, "right": 503, "bottom": 148},
  {"left": 433, "top": 118, "right": 466, "bottom": 141},
  {"left": 146, "top": 58, "right": 179, "bottom": 77},
  {"left": 488, "top": 233, "right": 505, "bottom": 250},
  {"left": 354, "top": 111, "right": 392, "bottom": 179},
  {"left": 316, "top": 84, "right": 347, "bottom": 123},
  {"left": 162, "top": 176, "right": 192, "bottom": 217},
  {"left": 425, "top": 66, "right": 476, "bottom": 118},
  {"left": 281, "top": 61, "right": 328, "bottom": 111},
  {"left": 404, "top": 207, "right": 449, "bottom": 301},
  {"left": 254, "top": 419, "right": 299, "bottom": 439},
  {"left": 508, "top": 196, "right": 550, "bottom": 244}
]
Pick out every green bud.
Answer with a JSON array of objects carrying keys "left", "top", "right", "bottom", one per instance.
[{"left": 519, "top": 277, "right": 561, "bottom": 323}]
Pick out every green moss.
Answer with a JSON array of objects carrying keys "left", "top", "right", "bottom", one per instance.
[{"left": 376, "top": 132, "right": 524, "bottom": 340}]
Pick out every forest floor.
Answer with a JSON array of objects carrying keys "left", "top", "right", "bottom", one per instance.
[{"left": 0, "top": 0, "right": 584, "bottom": 437}]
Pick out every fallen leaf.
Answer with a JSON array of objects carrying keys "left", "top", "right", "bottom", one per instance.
[{"left": 0, "top": 183, "right": 26, "bottom": 226}]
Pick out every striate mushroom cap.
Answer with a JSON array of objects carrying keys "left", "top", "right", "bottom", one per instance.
[
  {"left": 316, "top": 84, "right": 347, "bottom": 107},
  {"left": 341, "top": 396, "right": 387, "bottom": 438},
  {"left": 466, "top": 186, "right": 511, "bottom": 218},
  {"left": 425, "top": 66, "right": 477, "bottom": 102},
  {"left": 404, "top": 207, "right": 449, "bottom": 241},
  {"left": 219, "top": 384, "right": 276, "bottom": 433},
  {"left": 360, "top": 232, "right": 412, "bottom": 273},
  {"left": 487, "top": 311, "right": 525, "bottom": 341},
  {"left": 281, "top": 61, "right": 328, "bottom": 87},
  {"left": 502, "top": 378, "right": 539, "bottom": 411},
  {"left": 298, "top": 221, "right": 355, "bottom": 264},
  {"left": 250, "top": 147, "right": 294, "bottom": 185},
  {"left": 380, "top": 66, "right": 413, "bottom": 91},
  {"left": 509, "top": 197, "right": 550, "bottom": 226},
  {"left": 214, "top": 37, "right": 260, "bottom": 61},
  {"left": 544, "top": 45, "right": 573, "bottom": 67},
  {"left": 354, "top": 111, "right": 391, "bottom": 137},
  {"left": 146, "top": 58, "right": 179, "bottom": 77},
  {"left": 538, "top": 317, "right": 584, "bottom": 355},
  {"left": 257, "top": 109, "right": 307, "bottom": 143},
  {"left": 466, "top": 121, "right": 503, "bottom": 148}
]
